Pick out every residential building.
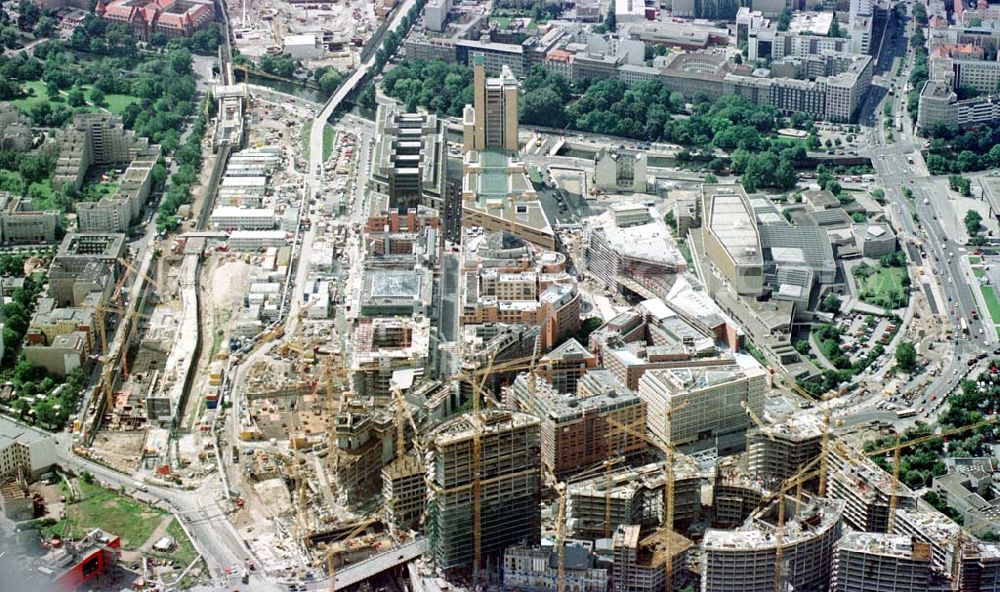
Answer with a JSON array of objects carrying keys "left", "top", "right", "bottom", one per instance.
[
  {"left": 53, "top": 113, "right": 159, "bottom": 192},
  {"left": 537, "top": 338, "right": 598, "bottom": 394},
  {"left": 427, "top": 410, "right": 542, "bottom": 568},
  {"left": 0, "top": 194, "right": 59, "bottom": 243},
  {"left": 0, "top": 415, "right": 56, "bottom": 479}
]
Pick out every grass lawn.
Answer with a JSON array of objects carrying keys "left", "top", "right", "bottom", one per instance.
[
  {"left": 42, "top": 480, "right": 165, "bottom": 549},
  {"left": 974, "top": 267, "right": 987, "bottom": 279},
  {"left": 322, "top": 124, "right": 336, "bottom": 162},
  {"left": 970, "top": 256, "right": 982, "bottom": 265},
  {"left": 301, "top": 123, "right": 311, "bottom": 162},
  {"left": 858, "top": 266, "right": 908, "bottom": 309},
  {"left": 11, "top": 81, "right": 53, "bottom": 112},
  {"left": 147, "top": 519, "right": 199, "bottom": 568},
  {"left": 980, "top": 285, "right": 1000, "bottom": 326},
  {"left": 100, "top": 93, "right": 141, "bottom": 116}
]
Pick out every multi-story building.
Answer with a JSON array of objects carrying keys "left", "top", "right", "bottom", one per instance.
[
  {"left": 537, "top": 338, "right": 598, "bottom": 394},
  {"left": 455, "top": 40, "right": 525, "bottom": 78},
  {"left": 503, "top": 541, "right": 608, "bottom": 592},
  {"left": 613, "top": 525, "right": 692, "bottom": 592},
  {"left": 427, "top": 410, "right": 542, "bottom": 569},
  {"left": 76, "top": 146, "right": 160, "bottom": 233},
  {"left": 593, "top": 149, "right": 648, "bottom": 192},
  {"left": 463, "top": 55, "right": 520, "bottom": 153},
  {"left": 918, "top": 79, "right": 1000, "bottom": 130},
  {"left": 504, "top": 369, "right": 646, "bottom": 479},
  {"left": 827, "top": 442, "right": 917, "bottom": 532},
  {"left": 637, "top": 363, "right": 768, "bottom": 455},
  {"left": 53, "top": 114, "right": 159, "bottom": 192},
  {"left": 585, "top": 204, "right": 686, "bottom": 299},
  {"left": 382, "top": 454, "right": 426, "bottom": 531},
  {"left": 747, "top": 411, "right": 825, "bottom": 484},
  {"left": 371, "top": 104, "right": 451, "bottom": 222},
  {"left": 351, "top": 317, "right": 432, "bottom": 399},
  {"left": 333, "top": 401, "right": 398, "bottom": 508},
  {"left": 95, "top": 0, "right": 214, "bottom": 40},
  {"left": 832, "top": 532, "right": 938, "bottom": 592},
  {"left": 0, "top": 194, "right": 59, "bottom": 243},
  {"left": 701, "top": 184, "right": 765, "bottom": 297},
  {"left": 0, "top": 415, "right": 56, "bottom": 479},
  {"left": 701, "top": 497, "right": 844, "bottom": 592},
  {"left": 567, "top": 459, "right": 705, "bottom": 538},
  {"left": 209, "top": 207, "right": 277, "bottom": 230}
]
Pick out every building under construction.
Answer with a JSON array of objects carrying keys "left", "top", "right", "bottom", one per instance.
[
  {"left": 747, "top": 411, "right": 824, "bottom": 485},
  {"left": 826, "top": 443, "right": 917, "bottom": 532},
  {"left": 831, "top": 532, "right": 940, "bottom": 592},
  {"left": 566, "top": 459, "right": 705, "bottom": 539},
  {"left": 612, "top": 525, "right": 692, "bottom": 592},
  {"left": 427, "top": 410, "right": 541, "bottom": 570},
  {"left": 382, "top": 454, "right": 426, "bottom": 531},
  {"left": 504, "top": 369, "right": 646, "bottom": 480},
  {"left": 711, "top": 463, "right": 769, "bottom": 528},
  {"left": 701, "top": 496, "right": 844, "bottom": 592}
]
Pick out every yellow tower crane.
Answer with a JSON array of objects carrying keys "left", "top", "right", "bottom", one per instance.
[
  {"left": 555, "top": 482, "right": 568, "bottom": 592},
  {"left": 608, "top": 399, "right": 689, "bottom": 592}
]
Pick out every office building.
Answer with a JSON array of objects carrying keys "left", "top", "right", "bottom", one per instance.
[
  {"left": 427, "top": 410, "right": 542, "bottom": 569},
  {"left": 701, "top": 497, "right": 844, "bottom": 592},
  {"left": 504, "top": 369, "right": 646, "bottom": 479},
  {"left": 827, "top": 442, "right": 918, "bottom": 532},
  {"left": 464, "top": 54, "right": 519, "bottom": 153},
  {"left": 637, "top": 363, "right": 768, "bottom": 454},
  {"left": 95, "top": 0, "right": 214, "bottom": 40},
  {"left": 747, "top": 411, "right": 825, "bottom": 484},
  {"left": 567, "top": 459, "right": 705, "bottom": 538},
  {"left": 209, "top": 206, "right": 277, "bottom": 231},
  {"left": 537, "top": 338, "right": 598, "bottom": 394},
  {"left": 832, "top": 532, "right": 938, "bottom": 592},
  {"left": 371, "top": 104, "right": 450, "bottom": 217},
  {"left": 585, "top": 205, "right": 686, "bottom": 299}
]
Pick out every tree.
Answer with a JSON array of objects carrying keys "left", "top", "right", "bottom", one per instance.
[
  {"left": 777, "top": 8, "right": 792, "bottom": 31},
  {"left": 33, "top": 15, "right": 55, "bottom": 38},
  {"left": 820, "top": 293, "right": 842, "bottom": 314},
  {"left": 965, "top": 210, "right": 983, "bottom": 235},
  {"left": 896, "top": 341, "right": 917, "bottom": 372},
  {"left": 67, "top": 87, "right": 86, "bottom": 107},
  {"left": 704, "top": 173, "right": 718, "bottom": 184},
  {"left": 89, "top": 87, "right": 106, "bottom": 107},
  {"left": 521, "top": 87, "right": 568, "bottom": 128}
]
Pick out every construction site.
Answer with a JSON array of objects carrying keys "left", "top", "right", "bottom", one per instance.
[{"left": 226, "top": 0, "right": 385, "bottom": 73}]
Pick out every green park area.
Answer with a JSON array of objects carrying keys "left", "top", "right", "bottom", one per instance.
[
  {"left": 40, "top": 477, "right": 198, "bottom": 567},
  {"left": 974, "top": 267, "right": 987, "bottom": 279},
  {"left": 42, "top": 479, "right": 165, "bottom": 549},
  {"left": 11, "top": 80, "right": 140, "bottom": 118},
  {"left": 857, "top": 265, "right": 908, "bottom": 309}
]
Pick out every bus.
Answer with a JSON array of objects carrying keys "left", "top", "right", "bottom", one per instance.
[
  {"left": 961, "top": 318, "right": 970, "bottom": 335},
  {"left": 896, "top": 408, "right": 918, "bottom": 418}
]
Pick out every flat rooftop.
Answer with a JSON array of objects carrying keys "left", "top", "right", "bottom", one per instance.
[{"left": 704, "top": 186, "right": 762, "bottom": 266}]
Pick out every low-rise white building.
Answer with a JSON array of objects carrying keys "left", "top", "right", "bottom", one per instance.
[{"left": 210, "top": 206, "right": 276, "bottom": 231}]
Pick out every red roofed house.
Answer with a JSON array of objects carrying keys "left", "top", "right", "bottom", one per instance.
[{"left": 95, "top": 0, "right": 214, "bottom": 40}]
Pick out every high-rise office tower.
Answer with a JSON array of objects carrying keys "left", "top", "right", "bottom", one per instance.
[{"left": 463, "top": 53, "right": 519, "bottom": 153}]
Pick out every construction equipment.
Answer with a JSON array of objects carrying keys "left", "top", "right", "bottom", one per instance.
[
  {"left": 787, "top": 381, "right": 835, "bottom": 497},
  {"left": 555, "top": 482, "right": 568, "bottom": 592},
  {"left": 608, "top": 399, "right": 689, "bottom": 592},
  {"left": 326, "top": 516, "right": 380, "bottom": 592},
  {"left": 470, "top": 353, "right": 496, "bottom": 583},
  {"left": 742, "top": 400, "right": 775, "bottom": 441},
  {"left": 861, "top": 415, "right": 999, "bottom": 533}
]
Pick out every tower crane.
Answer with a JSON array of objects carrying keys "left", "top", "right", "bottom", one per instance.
[
  {"left": 608, "top": 399, "right": 689, "bottom": 592},
  {"left": 555, "top": 482, "right": 568, "bottom": 592}
]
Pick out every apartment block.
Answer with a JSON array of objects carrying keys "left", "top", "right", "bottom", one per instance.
[
  {"left": 427, "top": 410, "right": 541, "bottom": 569},
  {"left": 54, "top": 113, "right": 158, "bottom": 192},
  {"left": 0, "top": 415, "right": 57, "bottom": 479},
  {"left": 0, "top": 194, "right": 59, "bottom": 244}
]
